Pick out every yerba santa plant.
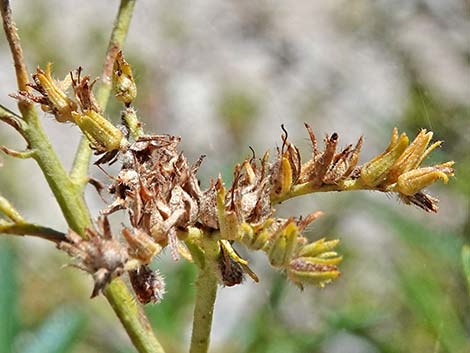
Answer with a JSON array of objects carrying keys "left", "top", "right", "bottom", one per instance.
[{"left": 0, "top": 1, "right": 454, "bottom": 353}]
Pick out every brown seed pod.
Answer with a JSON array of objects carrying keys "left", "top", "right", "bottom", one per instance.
[{"left": 128, "top": 265, "right": 166, "bottom": 304}]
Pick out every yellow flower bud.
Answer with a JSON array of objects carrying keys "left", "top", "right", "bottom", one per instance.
[
  {"left": 215, "top": 179, "right": 241, "bottom": 240},
  {"left": 298, "top": 238, "right": 340, "bottom": 257},
  {"left": 113, "top": 51, "right": 137, "bottom": 105},
  {"left": 268, "top": 220, "right": 298, "bottom": 267},
  {"left": 72, "top": 110, "right": 124, "bottom": 152},
  {"left": 386, "top": 129, "right": 436, "bottom": 184},
  {"left": 360, "top": 129, "right": 409, "bottom": 187},
  {"left": 240, "top": 220, "right": 272, "bottom": 251},
  {"left": 396, "top": 162, "right": 454, "bottom": 196},
  {"left": 272, "top": 156, "right": 293, "bottom": 197},
  {"left": 34, "top": 63, "right": 78, "bottom": 122}
]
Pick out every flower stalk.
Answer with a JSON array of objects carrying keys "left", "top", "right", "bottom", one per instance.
[{"left": 189, "top": 237, "right": 220, "bottom": 353}]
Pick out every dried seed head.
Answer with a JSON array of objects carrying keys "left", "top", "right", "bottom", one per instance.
[
  {"left": 71, "top": 67, "right": 101, "bottom": 112},
  {"left": 217, "top": 240, "right": 258, "bottom": 285},
  {"left": 122, "top": 227, "right": 162, "bottom": 264},
  {"left": 217, "top": 244, "right": 245, "bottom": 286},
  {"left": 129, "top": 265, "right": 165, "bottom": 304},
  {"left": 59, "top": 217, "right": 128, "bottom": 297}
]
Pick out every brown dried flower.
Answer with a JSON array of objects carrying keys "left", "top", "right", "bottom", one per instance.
[{"left": 59, "top": 217, "right": 129, "bottom": 297}]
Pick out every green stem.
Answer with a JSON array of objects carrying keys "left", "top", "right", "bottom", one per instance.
[
  {"left": 271, "top": 178, "right": 375, "bottom": 204},
  {"left": 0, "top": 220, "right": 66, "bottom": 243},
  {"left": 2, "top": 2, "right": 166, "bottom": 353},
  {"left": 122, "top": 107, "right": 144, "bottom": 139},
  {"left": 189, "top": 239, "right": 220, "bottom": 353},
  {"left": 104, "top": 279, "right": 166, "bottom": 353},
  {"left": 70, "top": 0, "right": 137, "bottom": 183},
  {"left": 0, "top": 195, "right": 24, "bottom": 223}
]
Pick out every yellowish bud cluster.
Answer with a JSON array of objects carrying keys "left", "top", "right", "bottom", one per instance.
[{"left": 360, "top": 128, "right": 454, "bottom": 196}]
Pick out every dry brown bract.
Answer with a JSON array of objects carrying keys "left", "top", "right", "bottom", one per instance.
[{"left": 59, "top": 217, "right": 128, "bottom": 297}]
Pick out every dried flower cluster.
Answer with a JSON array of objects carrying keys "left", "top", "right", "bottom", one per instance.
[{"left": 11, "top": 53, "right": 454, "bottom": 303}]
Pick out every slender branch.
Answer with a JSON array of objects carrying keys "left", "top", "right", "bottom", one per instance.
[
  {"left": 0, "top": 220, "right": 66, "bottom": 243},
  {"left": 70, "top": 0, "right": 137, "bottom": 183},
  {"left": 1, "top": 0, "right": 91, "bottom": 232},
  {"left": 0, "top": 196, "right": 65, "bottom": 242},
  {"left": 0, "top": 146, "right": 35, "bottom": 159},
  {"left": 104, "top": 279, "right": 166, "bottom": 353},
  {"left": 0, "top": 105, "right": 28, "bottom": 139},
  {"left": 1, "top": 3, "right": 166, "bottom": 353},
  {"left": 0, "top": 1, "right": 29, "bottom": 93},
  {"left": 271, "top": 178, "right": 375, "bottom": 204},
  {"left": 189, "top": 238, "right": 220, "bottom": 353},
  {"left": 0, "top": 195, "right": 24, "bottom": 223}
]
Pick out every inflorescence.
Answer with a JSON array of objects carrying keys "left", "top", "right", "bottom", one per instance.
[{"left": 11, "top": 52, "right": 454, "bottom": 303}]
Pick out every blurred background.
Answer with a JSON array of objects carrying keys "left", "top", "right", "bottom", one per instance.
[{"left": 0, "top": 1, "right": 469, "bottom": 352}]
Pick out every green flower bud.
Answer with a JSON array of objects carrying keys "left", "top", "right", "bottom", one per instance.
[
  {"left": 268, "top": 220, "right": 298, "bottom": 268},
  {"left": 72, "top": 110, "right": 124, "bottom": 152}
]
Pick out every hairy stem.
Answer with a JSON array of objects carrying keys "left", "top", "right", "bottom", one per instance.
[
  {"left": 71, "top": 0, "right": 136, "bottom": 182},
  {"left": 122, "top": 107, "right": 144, "bottom": 139},
  {"left": 189, "top": 239, "right": 220, "bottom": 353},
  {"left": 1, "top": 2, "right": 166, "bottom": 353}
]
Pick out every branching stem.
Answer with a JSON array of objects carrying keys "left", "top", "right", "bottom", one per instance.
[
  {"left": 1, "top": 2, "right": 166, "bottom": 353},
  {"left": 71, "top": 0, "right": 137, "bottom": 183},
  {"left": 189, "top": 237, "right": 220, "bottom": 353}
]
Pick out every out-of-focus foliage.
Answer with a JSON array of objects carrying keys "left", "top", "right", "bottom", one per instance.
[{"left": 0, "top": 242, "right": 86, "bottom": 353}]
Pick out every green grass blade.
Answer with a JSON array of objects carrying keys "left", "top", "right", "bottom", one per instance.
[
  {"left": 462, "top": 244, "right": 470, "bottom": 295},
  {"left": 0, "top": 241, "right": 18, "bottom": 353}
]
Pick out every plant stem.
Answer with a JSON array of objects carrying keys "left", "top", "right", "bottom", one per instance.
[
  {"left": 122, "top": 107, "right": 144, "bottom": 139},
  {"left": 0, "top": 194, "right": 24, "bottom": 223},
  {"left": 105, "top": 279, "right": 166, "bottom": 353},
  {"left": 189, "top": 239, "right": 220, "bottom": 353},
  {"left": 71, "top": 0, "right": 136, "bottom": 183},
  {"left": 271, "top": 178, "right": 375, "bottom": 204},
  {"left": 0, "top": 220, "right": 66, "bottom": 243},
  {"left": 1, "top": 2, "right": 166, "bottom": 353}
]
